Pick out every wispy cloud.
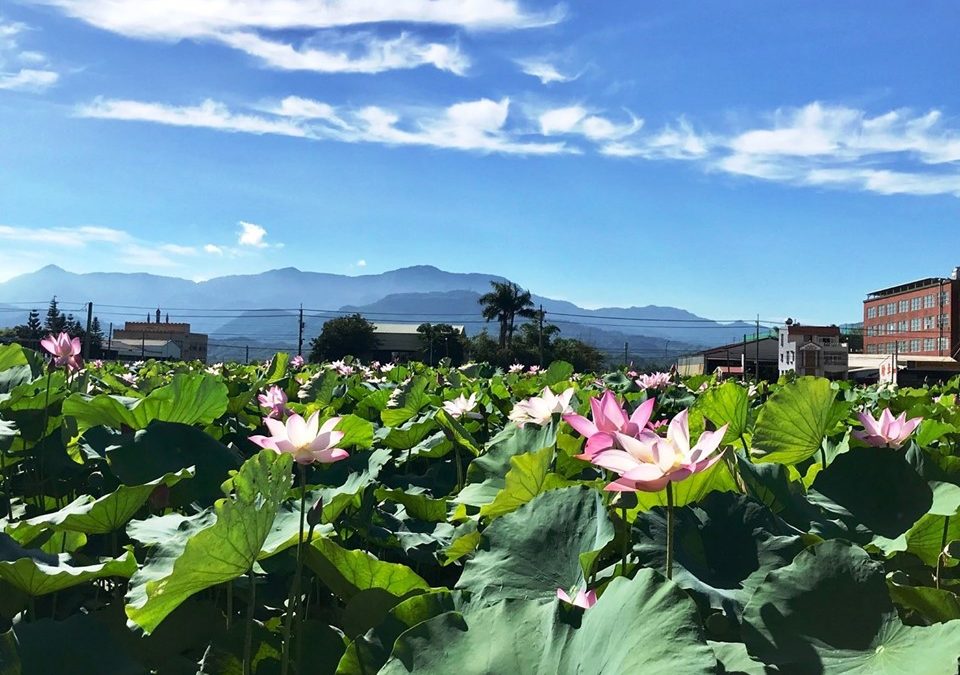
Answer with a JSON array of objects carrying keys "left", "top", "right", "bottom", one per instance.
[
  {"left": 78, "top": 95, "right": 574, "bottom": 155},
  {"left": 515, "top": 57, "right": 578, "bottom": 85},
  {"left": 217, "top": 30, "right": 469, "bottom": 75},
  {"left": 0, "top": 18, "right": 59, "bottom": 92},
  {"left": 538, "top": 105, "right": 642, "bottom": 141},
  {"left": 355, "top": 259, "right": 367, "bottom": 268}
]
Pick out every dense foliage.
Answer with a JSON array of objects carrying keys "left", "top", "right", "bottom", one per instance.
[{"left": 1, "top": 344, "right": 960, "bottom": 674}]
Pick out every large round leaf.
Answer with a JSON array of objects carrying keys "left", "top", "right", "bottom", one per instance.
[
  {"left": 632, "top": 492, "right": 806, "bottom": 616},
  {"left": 125, "top": 451, "right": 292, "bottom": 634},
  {"left": 382, "top": 570, "right": 716, "bottom": 674},
  {"left": 752, "top": 377, "right": 840, "bottom": 465},
  {"left": 812, "top": 448, "right": 932, "bottom": 539},
  {"left": 695, "top": 380, "right": 750, "bottom": 444},
  {"left": 742, "top": 539, "right": 960, "bottom": 673},
  {"left": 456, "top": 486, "right": 614, "bottom": 604}
]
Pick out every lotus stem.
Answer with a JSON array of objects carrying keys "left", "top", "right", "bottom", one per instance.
[
  {"left": 666, "top": 482, "right": 675, "bottom": 581},
  {"left": 226, "top": 581, "right": 233, "bottom": 630},
  {"left": 936, "top": 516, "right": 950, "bottom": 590},
  {"left": 739, "top": 435, "right": 752, "bottom": 463},
  {"left": 243, "top": 568, "right": 256, "bottom": 675},
  {"left": 819, "top": 445, "right": 828, "bottom": 468},
  {"left": 453, "top": 444, "right": 464, "bottom": 492},
  {"left": 620, "top": 504, "right": 629, "bottom": 576},
  {"left": 36, "top": 369, "right": 53, "bottom": 510},
  {"left": 281, "top": 465, "right": 307, "bottom": 675}
]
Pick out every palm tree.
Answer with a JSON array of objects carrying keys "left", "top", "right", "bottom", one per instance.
[{"left": 478, "top": 281, "right": 537, "bottom": 349}]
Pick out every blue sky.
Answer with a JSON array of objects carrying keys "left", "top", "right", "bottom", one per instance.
[{"left": 1, "top": 1, "right": 958, "bottom": 323}]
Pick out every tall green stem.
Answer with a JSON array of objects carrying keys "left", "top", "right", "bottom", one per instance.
[
  {"left": 936, "top": 516, "right": 950, "bottom": 590},
  {"left": 453, "top": 444, "right": 464, "bottom": 492},
  {"left": 35, "top": 369, "right": 53, "bottom": 510},
  {"left": 243, "top": 569, "right": 256, "bottom": 675},
  {"left": 666, "top": 482, "right": 675, "bottom": 581},
  {"left": 620, "top": 504, "right": 629, "bottom": 577},
  {"left": 281, "top": 466, "right": 307, "bottom": 675}
]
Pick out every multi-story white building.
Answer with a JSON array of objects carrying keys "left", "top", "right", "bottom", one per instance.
[{"left": 778, "top": 320, "right": 849, "bottom": 380}]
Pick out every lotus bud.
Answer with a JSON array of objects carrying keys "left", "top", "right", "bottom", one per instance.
[{"left": 306, "top": 496, "right": 324, "bottom": 528}]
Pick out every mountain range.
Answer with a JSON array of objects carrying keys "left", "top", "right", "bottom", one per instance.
[{"left": 0, "top": 265, "right": 757, "bottom": 362}]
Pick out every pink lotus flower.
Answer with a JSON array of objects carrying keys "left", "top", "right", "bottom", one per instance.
[
  {"left": 40, "top": 332, "right": 83, "bottom": 372},
  {"left": 853, "top": 408, "right": 922, "bottom": 449},
  {"left": 290, "top": 355, "right": 304, "bottom": 369},
  {"left": 563, "top": 391, "right": 656, "bottom": 458},
  {"left": 249, "top": 412, "right": 348, "bottom": 465},
  {"left": 508, "top": 363, "right": 525, "bottom": 374},
  {"left": 257, "top": 385, "right": 290, "bottom": 419},
  {"left": 442, "top": 393, "right": 482, "bottom": 419},
  {"left": 591, "top": 409, "right": 728, "bottom": 492},
  {"left": 509, "top": 387, "right": 575, "bottom": 427},
  {"left": 528, "top": 365, "right": 541, "bottom": 374},
  {"left": 556, "top": 587, "right": 597, "bottom": 609},
  {"left": 636, "top": 372, "right": 672, "bottom": 390}
]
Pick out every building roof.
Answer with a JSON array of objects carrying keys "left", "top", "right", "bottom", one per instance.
[
  {"left": 865, "top": 277, "right": 948, "bottom": 300},
  {"left": 847, "top": 353, "right": 960, "bottom": 372},
  {"left": 373, "top": 323, "right": 464, "bottom": 335},
  {"left": 785, "top": 324, "right": 841, "bottom": 337}
]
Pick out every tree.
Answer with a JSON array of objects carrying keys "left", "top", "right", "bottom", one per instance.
[
  {"left": 417, "top": 323, "right": 467, "bottom": 366},
  {"left": 14, "top": 310, "right": 43, "bottom": 342},
  {"left": 43, "top": 297, "right": 67, "bottom": 334},
  {"left": 478, "top": 281, "right": 537, "bottom": 349},
  {"left": 551, "top": 338, "right": 606, "bottom": 373},
  {"left": 89, "top": 316, "right": 104, "bottom": 351},
  {"left": 308, "top": 314, "right": 379, "bottom": 363}
]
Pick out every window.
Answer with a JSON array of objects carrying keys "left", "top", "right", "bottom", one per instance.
[
  {"left": 925, "top": 294, "right": 936, "bottom": 309},
  {"left": 924, "top": 338, "right": 935, "bottom": 351},
  {"left": 888, "top": 322, "right": 896, "bottom": 334},
  {"left": 824, "top": 353, "right": 845, "bottom": 366},
  {"left": 925, "top": 316, "right": 935, "bottom": 330},
  {"left": 867, "top": 306, "right": 877, "bottom": 319},
  {"left": 940, "top": 314, "right": 949, "bottom": 328},
  {"left": 887, "top": 302, "right": 897, "bottom": 315},
  {"left": 878, "top": 305, "right": 887, "bottom": 317},
  {"left": 867, "top": 344, "right": 877, "bottom": 354},
  {"left": 941, "top": 292, "right": 950, "bottom": 306},
  {"left": 887, "top": 342, "right": 896, "bottom": 353},
  {"left": 911, "top": 297, "right": 921, "bottom": 311},
  {"left": 898, "top": 320, "right": 908, "bottom": 332},
  {"left": 940, "top": 337, "right": 950, "bottom": 351},
  {"left": 866, "top": 326, "right": 874, "bottom": 337},
  {"left": 910, "top": 339, "right": 921, "bottom": 352},
  {"left": 899, "top": 340, "right": 909, "bottom": 352},
  {"left": 911, "top": 318, "right": 920, "bottom": 331}
]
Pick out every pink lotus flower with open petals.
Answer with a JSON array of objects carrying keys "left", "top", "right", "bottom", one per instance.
[
  {"left": 290, "top": 355, "right": 304, "bottom": 369},
  {"left": 556, "top": 587, "right": 597, "bottom": 609},
  {"left": 591, "top": 409, "right": 728, "bottom": 492},
  {"left": 40, "top": 332, "right": 83, "bottom": 372},
  {"left": 563, "top": 391, "right": 657, "bottom": 458},
  {"left": 853, "top": 408, "right": 922, "bottom": 449},
  {"left": 249, "top": 412, "right": 348, "bottom": 465},
  {"left": 257, "top": 385, "right": 290, "bottom": 419},
  {"left": 636, "top": 372, "right": 672, "bottom": 390},
  {"left": 508, "top": 363, "right": 525, "bottom": 374}
]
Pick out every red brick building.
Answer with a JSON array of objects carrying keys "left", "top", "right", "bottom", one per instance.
[
  {"left": 112, "top": 309, "right": 208, "bottom": 362},
  {"left": 862, "top": 273, "right": 959, "bottom": 357}
]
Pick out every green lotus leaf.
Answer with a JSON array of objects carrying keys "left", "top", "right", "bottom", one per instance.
[
  {"left": 12, "top": 611, "right": 144, "bottom": 675},
  {"left": 63, "top": 373, "right": 228, "bottom": 433},
  {"left": 887, "top": 572, "right": 960, "bottom": 625},
  {"left": 457, "top": 486, "right": 614, "bottom": 604},
  {"left": 467, "top": 420, "right": 557, "bottom": 483},
  {"left": 305, "top": 536, "right": 431, "bottom": 602},
  {"left": 381, "top": 378, "right": 431, "bottom": 427},
  {"left": 125, "top": 451, "right": 292, "bottom": 634},
  {"left": 695, "top": 380, "right": 750, "bottom": 444},
  {"left": 742, "top": 539, "right": 960, "bottom": 673},
  {"left": 542, "top": 360, "right": 574, "bottom": 386},
  {"left": 0, "top": 535, "right": 136, "bottom": 597},
  {"left": 752, "top": 377, "right": 840, "bottom": 465},
  {"left": 710, "top": 640, "right": 767, "bottom": 675},
  {"left": 376, "top": 488, "right": 449, "bottom": 522},
  {"left": 382, "top": 570, "right": 716, "bottom": 674},
  {"left": 479, "top": 445, "right": 567, "bottom": 520},
  {"left": 434, "top": 410, "right": 481, "bottom": 457}
]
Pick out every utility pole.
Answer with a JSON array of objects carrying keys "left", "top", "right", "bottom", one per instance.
[
  {"left": 538, "top": 305, "right": 544, "bottom": 367},
  {"left": 245, "top": 345, "right": 250, "bottom": 364},
  {"left": 83, "top": 301, "right": 93, "bottom": 359},
  {"left": 140, "top": 333, "right": 145, "bottom": 359},
  {"left": 755, "top": 315, "right": 760, "bottom": 380},
  {"left": 624, "top": 341, "right": 628, "bottom": 366},
  {"left": 107, "top": 322, "right": 113, "bottom": 351},
  {"left": 298, "top": 304, "right": 304, "bottom": 357}
]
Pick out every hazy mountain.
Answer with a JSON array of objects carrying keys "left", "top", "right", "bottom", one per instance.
[{"left": 0, "top": 265, "right": 755, "bottom": 360}]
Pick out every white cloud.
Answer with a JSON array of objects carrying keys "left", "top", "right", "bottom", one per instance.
[
  {"left": 217, "top": 30, "right": 469, "bottom": 75},
  {"left": 0, "top": 224, "right": 127, "bottom": 246},
  {"left": 159, "top": 243, "right": 197, "bottom": 255},
  {"left": 602, "top": 118, "right": 709, "bottom": 159},
  {"left": 515, "top": 57, "right": 578, "bottom": 85},
  {"left": 238, "top": 221, "right": 269, "bottom": 248},
  {"left": 79, "top": 95, "right": 572, "bottom": 155},
  {"left": 539, "top": 105, "right": 642, "bottom": 141},
  {"left": 356, "top": 259, "right": 367, "bottom": 268},
  {"left": 0, "top": 17, "right": 59, "bottom": 92},
  {"left": 77, "top": 98, "right": 308, "bottom": 137},
  {"left": 204, "top": 244, "right": 224, "bottom": 255},
  {"left": 32, "top": 0, "right": 562, "bottom": 38}
]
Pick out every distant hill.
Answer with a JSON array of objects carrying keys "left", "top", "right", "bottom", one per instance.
[{"left": 0, "top": 265, "right": 756, "bottom": 361}]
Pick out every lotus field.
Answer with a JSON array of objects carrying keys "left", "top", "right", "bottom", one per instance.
[{"left": 4, "top": 337, "right": 960, "bottom": 674}]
